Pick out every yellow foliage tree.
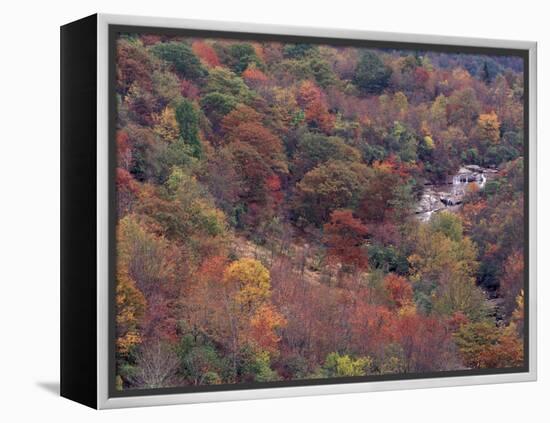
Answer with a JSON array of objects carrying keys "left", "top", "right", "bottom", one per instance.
[
  {"left": 393, "top": 91, "right": 409, "bottom": 117},
  {"left": 116, "top": 267, "right": 146, "bottom": 354},
  {"left": 223, "top": 258, "right": 271, "bottom": 311},
  {"left": 430, "top": 94, "right": 448, "bottom": 130},
  {"left": 477, "top": 111, "right": 501, "bottom": 144},
  {"left": 271, "top": 87, "right": 302, "bottom": 132},
  {"left": 218, "top": 258, "right": 287, "bottom": 379},
  {"left": 153, "top": 106, "right": 180, "bottom": 143},
  {"left": 408, "top": 213, "right": 487, "bottom": 321}
]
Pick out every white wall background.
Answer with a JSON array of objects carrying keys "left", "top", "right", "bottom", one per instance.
[{"left": 0, "top": 0, "right": 547, "bottom": 420}]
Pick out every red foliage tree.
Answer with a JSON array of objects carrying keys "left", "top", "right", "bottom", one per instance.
[
  {"left": 117, "top": 130, "right": 132, "bottom": 170},
  {"left": 390, "top": 312, "right": 453, "bottom": 372},
  {"left": 350, "top": 302, "right": 395, "bottom": 354},
  {"left": 180, "top": 79, "right": 200, "bottom": 100},
  {"left": 225, "top": 141, "right": 272, "bottom": 205},
  {"left": 139, "top": 35, "right": 162, "bottom": 46},
  {"left": 266, "top": 174, "right": 284, "bottom": 207},
  {"left": 116, "top": 168, "right": 140, "bottom": 216},
  {"left": 297, "top": 80, "right": 334, "bottom": 134},
  {"left": 358, "top": 157, "right": 414, "bottom": 224},
  {"left": 383, "top": 273, "right": 413, "bottom": 309},
  {"left": 226, "top": 122, "right": 287, "bottom": 174},
  {"left": 499, "top": 250, "right": 524, "bottom": 318},
  {"left": 243, "top": 65, "right": 269, "bottom": 86},
  {"left": 414, "top": 67, "right": 430, "bottom": 88},
  {"left": 116, "top": 39, "right": 154, "bottom": 94},
  {"left": 323, "top": 209, "right": 369, "bottom": 270},
  {"left": 221, "top": 104, "right": 263, "bottom": 134},
  {"left": 192, "top": 41, "right": 220, "bottom": 67}
]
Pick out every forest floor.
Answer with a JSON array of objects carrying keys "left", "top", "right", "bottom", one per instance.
[
  {"left": 230, "top": 232, "right": 380, "bottom": 292},
  {"left": 231, "top": 235, "right": 327, "bottom": 287}
]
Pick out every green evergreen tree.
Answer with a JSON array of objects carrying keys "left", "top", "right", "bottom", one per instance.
[
  {"left": 353, "top": 51, "right": 392, "bottom": 94},
  {"left": 175, "top": 99, "right": 202, "bottom": 159},
  {"left": 151, "top": 42, "right": 207, "bottom": 80}
]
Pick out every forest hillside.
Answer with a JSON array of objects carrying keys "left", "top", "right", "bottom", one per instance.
[{"left": 114, "top": 33, "right": 525, "bottom": 389}]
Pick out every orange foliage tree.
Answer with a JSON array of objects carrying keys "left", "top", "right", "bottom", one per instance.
[
  {"left": 297, "top": 80, "right": 334, "bottom": 133},
  {"left": 221, "top": 104, "right": 263, "bottom": 134},
  {"left": 242, "top": 64, "right": 269, "bottom": 86},
  {"left": 383, "top": 273, "right": 414, "bottom": 309},
  {"left": 499, "top": 250, "right": 524, "bottom": 318}
]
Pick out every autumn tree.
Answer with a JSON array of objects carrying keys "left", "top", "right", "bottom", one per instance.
[
  {"left": 221, "top": 103, "right": 263, "bottom": 134},
  {"left": 269, "top": 87, "right": 302, "bottom": 133},
  {"left": 499, "top": 250, "right": 524, "bottom": 319},
  {"left": 476, "top": 111, "right": 501, "bottom": 144},
  {"left": 116, "top": 266, "right": 146, "bottom": 355},
  {"left": 358, "top": 159, "right": 412, "bottom": 223},
  {"left": 200, "top": 147, "right": 244, "bottom": 220},
  {"left": 292, "top": 132, "right": 362, "bottom": 179},
  {"left": 223, "top": 258, "right": 271, "bottom": 308},
  {"left": 294, "top": 160, "right": 369, "bottom": 226},
  {"left": 242, "top": 64, "right": 269, "bottom": 86},
  {"left": 223, "top": 141, "right": 272, "bottom": 207},
  {"left": 511, "top": 291, "right": 525, "bottom": 338},
  {"left": 226, "top": 121, "right": 288, "bottom": 174},
  {"left": 453, "top": 321, "right": 523, "bottom": 369},
  {"left": 220, "top": 258, "right": 285, "bottom": 378},
  {"left": 430, "top": 94, "right": 448, "bottom": 132},
  {"left": 465, "top": 159, "right": 524, "bottom": 291},
  {"left": 297, "top": 80, "right": 334, "bottom": 133},
  {"left": 447, "top": 87, "right": 481, "bottom": 132},
  {"left": 123, "top": 124, "right": 163, "bottom": 181},
  {"left": 204, "top": 67, "right": 253, "bottom": 99},
  {"left": 116, "top": 168, "right": 140, "bottom": 217},
  {"left": 389, "top": 311, "right": 456, "bottom": 372},
  {"left": 116, "top": 38, "right": 155, "bottom": 95},
  {"left": 249, "top": 304, "right": 287, "bottom": 353},
  {"left": 200, "top": 92, "right": 238, "bottom": 131},
  {"left": 152, "top": 70, "right": 181, "bottom": 105},
  {"left": 350, "top": 302, "right": 395, "bottom": 357},
  {"left": 152, "top": 106, "right": 179, "bottom": 143},
  {"left": 322, "top": 352, "right": 373, "bottom": 377},
  {"left": 192, "top": 40, "right": 220, "bottom": 67},
  {"left": 408, "top": 212, "right": 487, "bottom": 321},
  {"left": 117, "top": 130, "right": 132, "bottom": 170},
  {"left": 383, "top": 273, "right": 414, "bottom": 309},
  {"left": 323, "top": 209, "right": 369, "bottom": 271}
]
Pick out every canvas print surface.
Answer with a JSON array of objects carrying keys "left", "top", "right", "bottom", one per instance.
[{"left": 113, "top": 29, "right": 526, "bottom": 392}]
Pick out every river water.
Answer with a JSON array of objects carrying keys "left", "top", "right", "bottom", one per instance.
[{"left": 415, "top": 165, "right": 496, "bottom": 222}]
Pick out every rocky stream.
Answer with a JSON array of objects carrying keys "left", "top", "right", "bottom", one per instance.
[{"left": 415, "top": 165, "right": 498, "bottom": 222}]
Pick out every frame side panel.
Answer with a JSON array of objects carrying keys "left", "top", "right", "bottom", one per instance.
[{"left": 60, "top": 13, "right": 98, "bottom": 409}]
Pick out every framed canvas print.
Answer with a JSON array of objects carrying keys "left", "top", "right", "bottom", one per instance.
[{"left": 60, "top": 14, "right": 537, "bottom": 409}]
